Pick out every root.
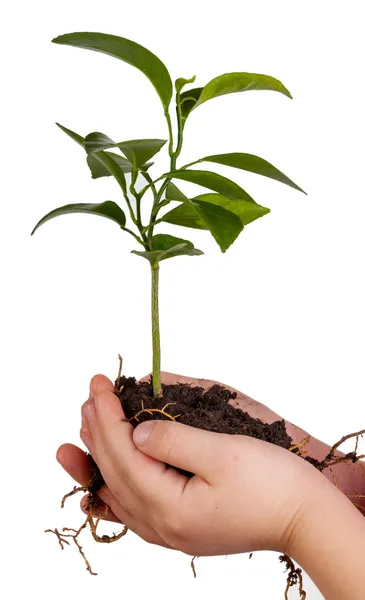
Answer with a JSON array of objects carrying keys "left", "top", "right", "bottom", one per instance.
[
  {"left": 116, "top": 354, "right": 124, "bottom": 392},
  {"left": 128, "top": 402, "right": 182, "bottom": 423},
  {"left": 61, "top": 485, "right": 87, "bottom": 508},
  {"left": 332, "top": 471, "right": 365, "bottom": 514},
  {"left": 46, "top": 515, "right": 97, "bottom": 575},
  {"left": 289, "top": 435, "right": 311, "bottom": 457},
  {"left": 46, "top": 483, "right": 128, "bottom": 575},
  {"left": 317, "top": 429, "right": 365, "bottom": 472},
  {"left": 279, "top": 555, "right": 306, "bottom": 599},
  {"left": 89, "top": 515, "right": 128, "bottom": 544},
  {"left": 191, "top": 556, "right": 198, "bottom": 578},
  {"left": 45, "top": 528, "right": 70, "bottom": 550}
]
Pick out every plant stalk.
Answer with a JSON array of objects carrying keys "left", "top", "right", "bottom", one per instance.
[{"left": 151, "top": 262, "right": 162, "bottom": 397}]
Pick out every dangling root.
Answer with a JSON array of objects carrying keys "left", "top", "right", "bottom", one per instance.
[
  {"left": 61, "top": 485, "right": 87, "bottom": 508},
  {"left": 89, "top": 514, "right": 128, "bottom": 544},
  {"left": 191, "top": 556, "right": 198, "bottom": 578},
  {"left": 46, "top": 514, "right": 96, "bottom": 575},
  {"left": 279, "top": 555, "right": 306, "bottom": 599},
  {"left": 46, "top": 485, "right": 128, "bottom": 575}
]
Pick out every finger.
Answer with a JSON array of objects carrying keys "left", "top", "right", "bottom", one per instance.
[
  {"left": 89, "top": 374, "right": 115, "bottom": 397},
  {"left": 80, "top": 496, "right": 172, "bottom": 550},
  {"left": 80, "top": 495, "right": 121, "bottom": 523},
  {"left": 81, "top": 403, "right": 93, "bottom": 451},
  {"left": 90, "top": 392, "right": 166, "bottom": 476},
  {"left": 133, "top": 420, "right": 224, "bottom": 483},
  {"left": 57, "top": 443, "right": 147, "bottom": 533},
  {"left": 56, "top": 443, "right": 115, "bottom": 507}
]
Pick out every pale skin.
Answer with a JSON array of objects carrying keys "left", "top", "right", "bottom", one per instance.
[{"left": 57, "top": 373, "right": 365, "bottom": 599}]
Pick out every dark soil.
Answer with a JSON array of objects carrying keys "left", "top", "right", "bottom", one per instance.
[
  {"left": 88, "top": 376, "right": 294, "bottom": 491},
  {"left": 117, "top": 376, "right": 292, "bottom": 445}
]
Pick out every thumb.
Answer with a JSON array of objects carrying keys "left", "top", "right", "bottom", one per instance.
[{"left": 132, "top": 420, "right": 224, "bottom": 483}]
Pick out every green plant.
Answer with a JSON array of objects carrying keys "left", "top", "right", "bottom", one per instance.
[{"left": 32, "top": 32, "right": 305, "bottom": 397}]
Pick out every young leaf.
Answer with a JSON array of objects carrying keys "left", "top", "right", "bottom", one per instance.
[
  {"left": 180, "top": 72, "right": 292, "bottom": 120},
  {"left": 179, "top": 88, "right": 203, "bottom": 120},
  {"left": 151, "top": 234, "right": 195, "bottom": 251},
  {"left": 193, "top": 153, "right": 305, "bottom": 193},
  {"left": 87, "top": 152, "right": 133, "bottom": 179},
  {"left": 85, "top": 132, "right": 167, "bottom": 169},
  {"left": 166, "top": 169, "right": 255, "bottom": 202},
  {"left": 53, "top": 32, "right": 173, "bottom": 110},
  {"left": 175, "top": 75, "right": 196, "bottom": 95},
  {"left": 163, "top": 198, "right": 243, "bottom": 252},
  {"left": 31, "top": 201, "right": 126, "bottom": 235},
  {"left": 132, "top": 238, "right": 203, "bottom": 264}
]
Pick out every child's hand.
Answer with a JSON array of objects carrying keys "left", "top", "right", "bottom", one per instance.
[{"left": 67, "top": 375, "right": 329, "bottom": 557}]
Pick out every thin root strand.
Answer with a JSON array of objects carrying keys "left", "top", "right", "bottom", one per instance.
[
  {"left": 279, "top": 555, "right": 306, "bottom": 599},
  {"left": 289, "top": 435, "right": 311, "bottom": 457},
  {"left": 128, "top": 406, "right": 181, "bottom": 423},
  {"left": 318, "top": 429, "right": 365, "bottom": 472},
  {"left": 191, "top": 556, "right": 198, "bottom": 578},
  {"left": 61, "top": 485, "right": 87, "bottom": 508}
]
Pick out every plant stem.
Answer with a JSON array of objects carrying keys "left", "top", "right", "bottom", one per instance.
[
  {"left": 121, "top": 227, "right": 145, "bottom": 246},
  {"left": 151, "top": 262, "right": 162, "bottom": 396},
  {"left": 148, "top": 103, "right": 185, "bottom": 397}
]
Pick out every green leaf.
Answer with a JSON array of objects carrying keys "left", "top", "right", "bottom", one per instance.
[
  {"left": 31, "top": 201, "right": 126, "bottom": 235},
  {"left": 151, "top": 234, "right": 194, "bottom": 251},
  {"left": 195, "top": 153, "right": 305, "bottom": 193},
  {"left": 56, "top": 122, "right": 85, "bottom": 147},
  {"left": 165, "top": 182, "right": 188, "bottom": 203},
  {"left": 84, "top": 132, "right": 115, "bottom": 152},
  {"left": 175, "top": 75, "right": 196, "bottom": 95},
  {"left": 193, "top": 193, "right": 270, "bottom": 226},
  {"left": 117, "top": 139, "right": 167, "bottom": 168},
  {"left": 166, "top": 169, "right": 255, "bottom": 202},
  {"left": 87, "top": 152, "right": 133, "bottom": 179},
  {"left": 179, "top": 88, "right": 203, "bottom": 120},
  {"left": 53, "top": 32, "right": 173, "bottom": 109},
  {"left": 55, "top": 125, "right": 153, "bottom": 178},
  {"left": 179, "top": 72, "right": 292, "bottom": 120},
  {"left": 161, "top": 203, "right": 208, "bottom": 230},
  {"left": 91, "top": 151, "right": 128, "bottom": 194},
  {"left": 163, "top": 198, "right": 243, "bottom": 252},
  {"left": 84, "top": 132, "right": 167, "bottom": 169},
  {"left": 132, "top": 237, "right": 203, "bottom": 264}
]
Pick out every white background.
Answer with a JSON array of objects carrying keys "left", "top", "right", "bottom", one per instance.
[{"left": 1, "top": 0, "right": 364, "bottom": 598}]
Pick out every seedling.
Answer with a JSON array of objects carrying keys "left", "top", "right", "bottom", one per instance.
[
  {"left": 32, "top": 32, "right": 306, "bottom": 398},
  {"left": 33, "top": 35, "right": 365, "bottom": 597}
]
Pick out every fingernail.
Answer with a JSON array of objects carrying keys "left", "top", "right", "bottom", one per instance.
[
  {"left": 83, "top": 399, "right": 95, "bottom": 423},
  {"left": 133, "top": 421, "right": 154, "bottom": 446}
]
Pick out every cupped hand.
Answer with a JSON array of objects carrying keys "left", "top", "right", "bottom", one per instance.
[{"left": 57, "top": 373, "right": 328, "bottom": 558}]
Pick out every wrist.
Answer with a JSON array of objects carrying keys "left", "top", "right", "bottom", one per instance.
[{"left": 286, "top": 471, "right": 365, "bottom": 599}]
